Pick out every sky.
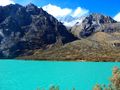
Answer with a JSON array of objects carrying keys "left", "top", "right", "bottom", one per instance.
[{"left": 0, "top": 0, "right": 120, "bottom": 21}]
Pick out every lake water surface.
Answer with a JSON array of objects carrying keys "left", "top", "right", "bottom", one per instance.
[{"left": 0, "top": 60, "right": 120, "bottom": 90}]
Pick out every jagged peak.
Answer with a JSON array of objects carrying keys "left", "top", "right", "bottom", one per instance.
[
  {"left": 85, "top": 13, "right": 112, "bottom": 19},
  {"left": 82, "top": 13, "right": 117, "bottom": 24},
  {"left": 25, "top": 3, "right": 38, "bottom": 9},
  {"left": 3, "top": 3, "right": 22, "bottom": 8},
  {"left": 25, "top": 3, "right": 45, "bottom": 12}
]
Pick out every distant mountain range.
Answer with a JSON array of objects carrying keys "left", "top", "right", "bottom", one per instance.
[
  {"left": 0, "top": 3, "right": 120, "bottom": 61},
  {"left": 57, "top": 15, "right": 86, "bottom": 27}
]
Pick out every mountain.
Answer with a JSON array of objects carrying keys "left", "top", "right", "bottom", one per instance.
[
  {"left": 57, "top": 15, "right": 86, "bottom": 27},
  {"left": 0, "top": 3, "right": 77, "bottom": 58},
  {"left": 19, "top": 13, "right": 120, "bottom": 61},
  {"left": 1, "top": 3, "right": 120, "bottom": 61},
  {"left": 71, "top": 13, "right": 117, "bottom": 38}
]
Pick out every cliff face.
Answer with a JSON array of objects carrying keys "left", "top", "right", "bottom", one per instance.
[
  {"left": 71, "top": 13, "right": 117, "bottom": 38},
  {"left": 0, "top": 4, "right": 77, "bottom": 58}
]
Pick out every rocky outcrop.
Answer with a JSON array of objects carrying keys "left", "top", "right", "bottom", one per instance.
[
  {"left": 0, "top": 3, "right": 77, "bottom": 58},
  {"left": 71, "top": 13, "right": 117, "bottom": 38}
]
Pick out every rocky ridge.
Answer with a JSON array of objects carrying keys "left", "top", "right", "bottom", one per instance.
[
  {"left": 71, "top": 13, "right": 117, "bottom": 38},
  {"left": 0, "top": 3, "right": 77, "bottom": 58}
]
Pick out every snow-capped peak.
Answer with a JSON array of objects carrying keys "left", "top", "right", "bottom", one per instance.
[{"left": 57, "top": 15, "right": 87, "bottom": 27}]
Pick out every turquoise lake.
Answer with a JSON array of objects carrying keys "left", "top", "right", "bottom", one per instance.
[{"left": 0, "top": 60, "right": 120, "bottom": 90}]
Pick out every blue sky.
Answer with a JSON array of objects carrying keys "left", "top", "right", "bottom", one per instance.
[
  {"left": 13, "top": 0, "right": 120, "bottom": 17},
  {"left": 0, "top": 0, "right": 120, "bottom": 21}
]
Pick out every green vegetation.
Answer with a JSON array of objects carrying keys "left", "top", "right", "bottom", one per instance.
[{"left": 93, "top": 67, "right": 120, "bottom": 90}]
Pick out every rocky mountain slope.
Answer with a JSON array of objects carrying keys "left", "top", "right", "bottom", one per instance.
[
  {"left": 0, "top": 3, "right": 77, "bottom": 58},
  {"left": 1, "top": 3, "right": 120, "bottom": 61},
  {"left": 71, "top": 13, "right": 117, "bottom": 38},
  {"left": 18, "top": 13, "right": 120, "bottom": 61}
]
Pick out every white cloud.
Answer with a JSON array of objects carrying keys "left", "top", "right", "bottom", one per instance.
[
  {"left": 42, "top": 4, "right": 72, "bottom": 17},
  {"left": 114, "top": 12, "right": 120, "bottom": 22},
  {"left": 42, "top": 4, "right": 89, "bottom": 18},
  {"left": 72, "top": 7, "right": 89, "bottom": 17},
  {"left": 0, "top": 0, "right": 15, "bottom": 6}
]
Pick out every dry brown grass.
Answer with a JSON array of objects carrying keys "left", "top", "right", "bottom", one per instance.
[{"left": 17, "top": 37, "right": 120, "bottom": 62}]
